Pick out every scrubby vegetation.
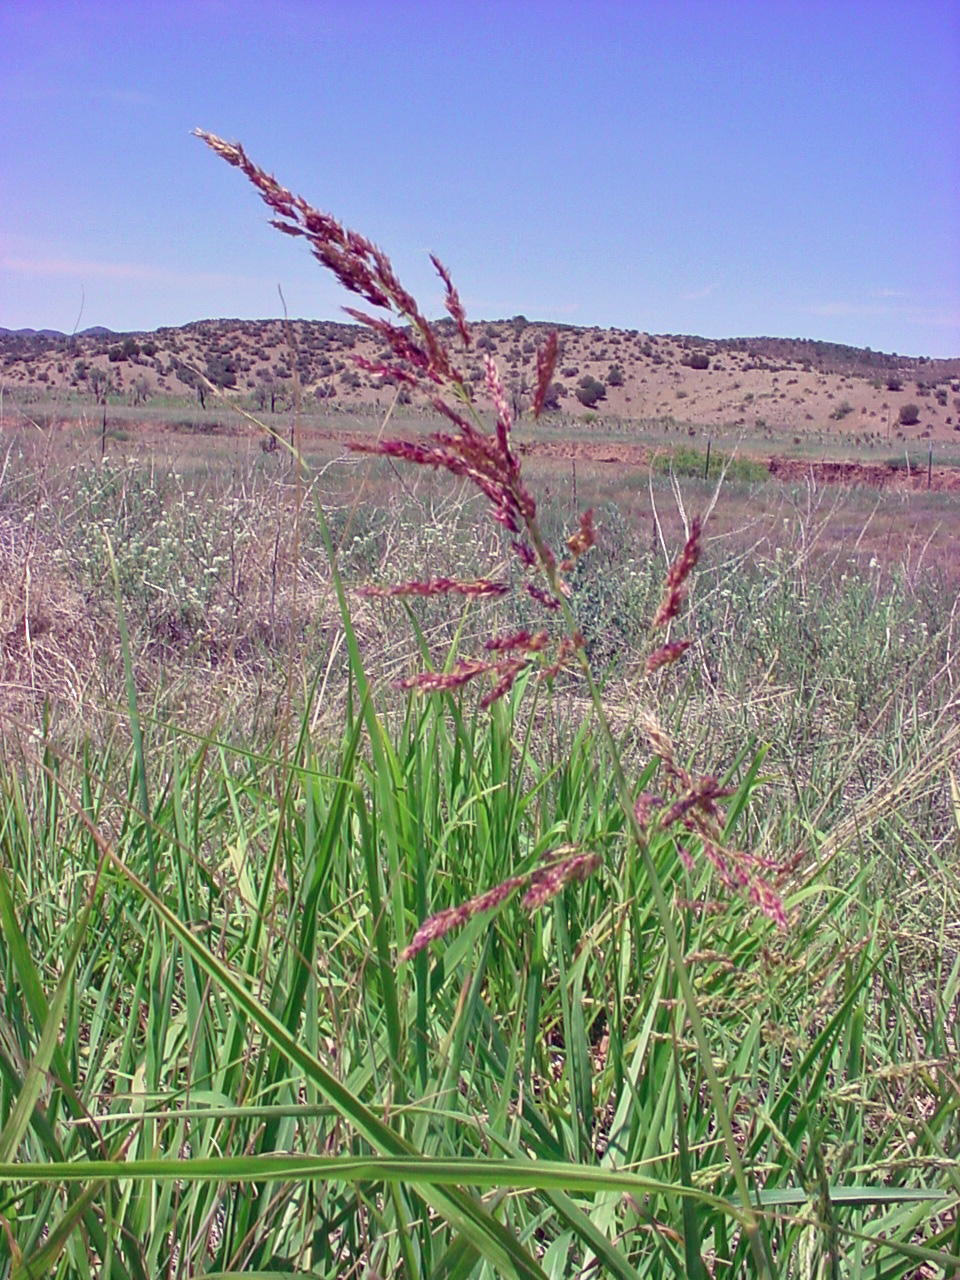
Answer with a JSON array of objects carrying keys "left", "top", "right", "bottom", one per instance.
[
  {"left": 576, "top": 375, "right": 607, "bottom": 408},
  {"left": 0, "top": 137, "right": 957, "bottom": 1279}
]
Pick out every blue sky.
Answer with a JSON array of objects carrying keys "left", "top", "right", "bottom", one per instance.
[{"left": 2, "top": 0, "right": 958, "bottom": 355}]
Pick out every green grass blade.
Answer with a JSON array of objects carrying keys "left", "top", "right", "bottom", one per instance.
[{"left": 0, "top": 898, "right": 93, "bottom": 1164}]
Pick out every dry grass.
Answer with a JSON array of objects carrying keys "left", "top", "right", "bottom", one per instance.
[
  {"left": 1, "top": 407, "right": 958, "bottom": 736},
  {"left": 0, "top": 138, "right": 957, "bottom": 1279}
]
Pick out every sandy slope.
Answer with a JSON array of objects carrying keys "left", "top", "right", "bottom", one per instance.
[{"left": 2, "top": 318, "right": 958, "bottom": 445}]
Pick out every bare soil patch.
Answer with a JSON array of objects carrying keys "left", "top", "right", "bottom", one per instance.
[
  {"left": 767, "top": 456, "right": 960, "bottom": 492},
  {"left": 518, "top": 438, "right": 652, "bottom": 466}
]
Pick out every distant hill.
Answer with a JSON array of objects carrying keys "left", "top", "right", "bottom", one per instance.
[
  {"left": 0, "top": 325, "right": 117, "bottom": 339},
  {"left": 0, "top": 327, "right": 71, "bottom": 340},
  {"left": 1, "top": 316, "right": 957, "bottom": 442}
]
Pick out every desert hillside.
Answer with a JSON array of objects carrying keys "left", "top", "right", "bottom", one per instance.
[{"left": 2, "top": 318, "right": 959, "bottom": 444}]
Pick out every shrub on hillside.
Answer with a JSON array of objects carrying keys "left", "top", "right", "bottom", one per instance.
[
  {"left": 88, "top": 367, "right": 113, "bottom": 403},
  {"left": 688, "top": 352, "right": 710, "bottom": 370},
  {"left": 899, "top": 403, "right": 920, "bottom": 426},
  {"left": 576, "top": 375, "right": 606, "bottom": 407},
  {"left": 607, "top": 364, "right": 625, "bottom": 386},
  {"left": 205, "top": 356, "right": 238, "bottom": 389}
]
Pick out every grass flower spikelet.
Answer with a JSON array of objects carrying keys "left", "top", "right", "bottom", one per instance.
[
  {"left": 399, "top": 847, "right": 601, "bottom": 960},
  {"left": 533, "top": 331, "right": 559, "bottom": 419},
  {"left": 653, "top": 516, "right": 702, "bottom": 629},
  {"left": 430, "top": 253, "right": 471, "bottom": 348},
  {"left": 646, "top": 639, "right": 693, "bottom": 672},
  {"left": 359, "top": 577, "right": 511, "bottom": 600}
]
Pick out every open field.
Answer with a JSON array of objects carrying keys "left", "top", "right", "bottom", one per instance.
[
  {"left": 0, "top": 389, "right": 958, "bottom": 1276},
  {"left": 2, "top": 128, "right": 959, "bottom": 1277}
]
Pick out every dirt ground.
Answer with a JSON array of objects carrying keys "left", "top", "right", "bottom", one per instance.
[
  {"left": 519, "top": 439, "right": 960, "bottom": 493},
  {"left": 766, "top": 455, "right": 960, "bottom": 492}
]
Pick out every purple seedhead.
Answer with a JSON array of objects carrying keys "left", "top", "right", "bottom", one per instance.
[
  {"left": 479, "top": 662, "right": 527, "bottom": 709},
  {"left": 484, "top": 629, "right": 550, "bottom": 654},
  {"left": 536, "top": 633, "right": 584, "bottom": 681},
  {"left": 359, "top": 578, "right": 510, "bottom": 601},
  {"left": 431, "top": 253, "right": 472, "bottom": 349},
  {"left": 396, "top": 658, "right": 506, "bottom": 695},
  {"left": 526, "top": 583, "right": 562, "bottom": 611},
  {"left": 636, "top": 713, "right": 788, "bottom": 929},
  {"left": 353, "top": 355, "right": 421, "bottom": 387},
  {"left": 676, "top": 844, "right": 697, "bottom": 873},
  {"left": 400, "top": 874, "right": 527, "bottom": 962},
  {"left": 521, "top": 851, "right": 601, "bottom": 910},
  {"left": 653, "top": 517, "right": 702, "bottom": 629},
  {"left": 197, "top": 129, "right": 788, "bottom": 937},
  {"left": 484, "top": 355, "right": 519, "bottom": 473},
  {"left": 560, "top": 510, "right": 596, "bottom": 572},
  {"left": 533, "top": 332, "right": 559, "bottom": 420},
  {"left": 646, "top": 640, "right": 693, "bottom": 673},
  {"left": 400, "top": 847, "right": 601, "bottom": 961},
  {"left": 634, "top": 792, "right": 665, "bottom": 826},
  {"left": 511, "top": 541, "right": 538, "bottom": 569},
  {"left": 343, "top": 307, "right": 449, "bottom": 384}
]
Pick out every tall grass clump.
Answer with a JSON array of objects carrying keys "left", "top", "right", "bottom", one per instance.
[{"left": 0, "top": 135, "right": 956, "bottom": 1279}]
